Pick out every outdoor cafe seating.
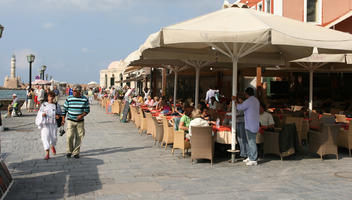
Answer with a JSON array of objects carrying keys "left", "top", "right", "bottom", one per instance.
[{"left": 99, "top": 96, "right": 352, "bottom": 165}]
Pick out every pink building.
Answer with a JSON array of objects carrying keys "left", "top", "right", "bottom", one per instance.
[{"left": 239, "top": 0, "right": 352, "bottom": 34}]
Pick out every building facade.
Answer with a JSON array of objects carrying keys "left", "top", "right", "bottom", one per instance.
[
  {"left": 239, "top": 0, "right": 352, "bottom": 33},
  {"left": 99, "top": 61, "right": 125, "bottom": 89}
]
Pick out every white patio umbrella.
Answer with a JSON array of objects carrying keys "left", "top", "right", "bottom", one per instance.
[
  {"left": 32, "top": 79, "right": 51, "bottom": 85},
  {"left": 125, "top": 7, "right": 352, "bottom": 161},
  {"left": 289, "top": 48, "right": 347, "bottom": 113},
  {"left": 88, "top": 81, "right": 97, "bottom": 85}
]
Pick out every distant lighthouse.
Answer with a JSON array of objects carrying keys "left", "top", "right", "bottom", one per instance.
[
  {"left": 3, "top": 54, "right": 22, "bottom": 88},
  {"left": 10, "top": 54, "right": 16, "bottom": 78}
]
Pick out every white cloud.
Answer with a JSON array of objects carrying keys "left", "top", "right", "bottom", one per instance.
[{"left": 42, "top": 22, "right": 54, "bottom": 29}]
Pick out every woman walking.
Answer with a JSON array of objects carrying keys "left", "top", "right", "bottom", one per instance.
[{"left": 35, "top": 91, "right": 62, "bottom": 160}]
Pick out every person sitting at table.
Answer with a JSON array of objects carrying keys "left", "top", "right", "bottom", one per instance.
[
  {"left": 137, "top": 95, "right": 144, "bottom": 105},
  {"left": 172, "top": 100, "right": 185, "bottom": 116},
  {"left": 144, "top": 96, "right": 154, "bottom": 107},
  {"left": 153, "top": 96, "right": 160, "bottom": 108},
  {"left": 159, "top": 99, "right": 171, "bottom": 115},
  {"left": 201, "top": 107, "right": 211, "bottom": 121},
  {"left": 259, "top": 103, "right": 275, "bottom": 131},
  {"left": 186, "top": 109, "right": 210, "bottom": 140},
  {"left": 178, "top": 107, "right": 193, "bottom": 132},
  {"left": 168, "top": 96, "right": 173, "bottom": 106}
]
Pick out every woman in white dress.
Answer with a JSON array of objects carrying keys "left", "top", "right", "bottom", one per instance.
[{"left": 35, "top": 91, "right": 62, "bottom": 160}]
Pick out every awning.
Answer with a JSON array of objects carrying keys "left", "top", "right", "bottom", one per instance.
[{"left": 123, "top": 66, "right": 143, "bottom": 74}]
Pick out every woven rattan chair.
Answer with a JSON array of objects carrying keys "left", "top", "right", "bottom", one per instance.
[
  {"left": 152, "top": 117, "right": 164, "bottom": 146},
  {"left": 337, "top": 120, "right": 352, "bottom": 156},
  {"left": 134, "top": 108, "right": 142, "bottom": 129},
  {"left": 161, "top": 117, "right": 174, "bottom": 150},
  {"left": 145, "top": 112, "right": 154, "bottom": 136},
  {"left": 309, "top": 124, "right": 340, "bottom": 160},
  {"left": 190, "top": 126, "right": 214, "bottom": 165},
  {"left": 263, "top": 131, "right": 295, "bottom": 160},
  {"left": 139, "top": 110, "right": 147, "bottom": 134},
  {"left": 129, "top": 105, "right": 135, "bottom": 121},
  {"left": 117, "top": 100, "right": 122, "bottom": 116},
  {"left": 172, "top": 130, "right": 191, "bottom": 158},
  {"left": 285, "top": 117, "right": 306, "bottom": 146}
]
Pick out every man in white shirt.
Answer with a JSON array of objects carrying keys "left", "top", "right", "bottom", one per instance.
[
  {"left": 205, "top": 87, "right": 219, "bottom": 104},
  {"left": 259, "top": 104, "right": 275, "bottom": 129}
]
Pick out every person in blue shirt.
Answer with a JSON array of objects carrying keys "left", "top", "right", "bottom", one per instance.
[{"left": 233, "top": 87, "right": 260, "bottom": 166}]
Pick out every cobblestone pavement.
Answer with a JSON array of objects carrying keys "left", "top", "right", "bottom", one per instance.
[{"left": 2, "top": 100, "right": 352, "bottom": 200}]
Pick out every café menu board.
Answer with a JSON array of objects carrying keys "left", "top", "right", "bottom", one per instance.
[{"left": 0, "top": 160, "right": 13, "bottom": 200}]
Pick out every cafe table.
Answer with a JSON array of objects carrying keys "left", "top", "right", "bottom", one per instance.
[{"left": 212, "top": 126, "right": 232, "bottom": 145}]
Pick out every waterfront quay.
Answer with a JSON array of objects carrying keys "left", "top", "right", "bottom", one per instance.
[{"left": 2, "top": 101, "right": 352, "bottom": 200}]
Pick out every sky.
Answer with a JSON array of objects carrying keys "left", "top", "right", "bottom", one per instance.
[{"left": 0, "top": 0, "right": 232, "bottom": 84}]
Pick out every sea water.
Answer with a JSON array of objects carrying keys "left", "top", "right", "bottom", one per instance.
[{"left": 0, "top": 89, "right": 26, "bottom": 100}]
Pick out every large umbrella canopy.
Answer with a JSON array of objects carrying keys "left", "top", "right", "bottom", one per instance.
[
  {"left": 88, "top": 81, "right": 98, "bottom": 85},
  {"left": 291, "top": 49, "right": 346, "bottom": 113},
  {"left": 125, "top": 7, "right": 352, "bottom": 158},
  {"left": 32, "top": 79, "right": 51, "bottom": 85}
]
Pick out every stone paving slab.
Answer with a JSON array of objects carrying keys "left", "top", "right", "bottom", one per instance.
[{"left": 1, "top": 100, "right": 352, "bottom": 199}]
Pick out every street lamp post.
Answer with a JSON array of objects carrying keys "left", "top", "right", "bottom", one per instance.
[
  {"left": 27, "top": 54, "right": 35, "bottom": 89},
  {"left": 0, "top": 24, "right": 4, "bottom": 38},
  {"left": 41, "top": 65, "right": 47, "bottom": 80}
]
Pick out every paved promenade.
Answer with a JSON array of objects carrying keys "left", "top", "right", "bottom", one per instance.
[{"left": 2, "top": 100, "right": 352, "bottom": 200}]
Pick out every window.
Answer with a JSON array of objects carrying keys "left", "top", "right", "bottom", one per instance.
[
  {"left": 265, "top": 0, "right": 271, "bottom": 13},
  {"left": 307, "top": 0, "right": 317, "bottom": 22},
  {"left": 110, "top": 74, "right": 115, "bottom": 87},
  {"left": 104, "top": 74, "right": 107, "bottom": 88},
  {"left": 119, "top": 73, "right": 123, "bottom": 87},
  {"left": 305, "top": 0, "right": 321, "bottom": 24},
  {"left": 257, "top": 2, "right": 263, "bottom": 11}
]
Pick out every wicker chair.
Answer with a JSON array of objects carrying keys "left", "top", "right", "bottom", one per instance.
[
  {"left": 172, "top": 130, "right": 191, "bottom": 158},
  {"left": 309, "top": 124, "right": 340, "bottom": 160},
  {"left": 117, "top": 100, "right": 122, "bottom": 116},
  {"left": 337, "top": 120, "right": 352, "bottom": 156},
  {"left": 139, "top": 110, "right": 148, "bottom": 134},
  {"left": 263, "top": 131, "right": 295, "bottom": 160},
  {"left": 152, "top": 117, "right": 164, "bottom": 146},
  {"left": 129, "top": 105, "right": 135, "bottom": 122},
  {"left": 161, "top": 117, "right": 174, "bottom": 150},
  {"left": 190, "top": 126, "right": 214, "bottom": 165},
  {"left": 133, "top": 107, "right": 140, "bottom": 128},
  {"left": 285, "top": 117, "right": 306, "bottom": 146},
  {"left": 145, "top": 112, "right": 154, "bottom": 136}
]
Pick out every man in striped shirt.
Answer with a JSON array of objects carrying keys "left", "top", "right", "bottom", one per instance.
[{"left": 62, "top": 84, "right": 90, "bottom": 159}]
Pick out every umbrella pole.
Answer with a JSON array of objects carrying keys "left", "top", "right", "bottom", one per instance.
[
  {"left": 195, "top": 68, "right": 200, "bottom": 108},
  {"left": 229, "top": 58, "right": 239, "bottom": 163},
  {"left": 174, "top": 71, "right": 178, "bottom": 107},
  {"left": 309, "top": 70, "right": 313, "bottom": 116}
]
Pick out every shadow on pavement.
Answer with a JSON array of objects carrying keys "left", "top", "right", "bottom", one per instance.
[{"left": 5, "top": 146, "right": 146, "bottom": 200}]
